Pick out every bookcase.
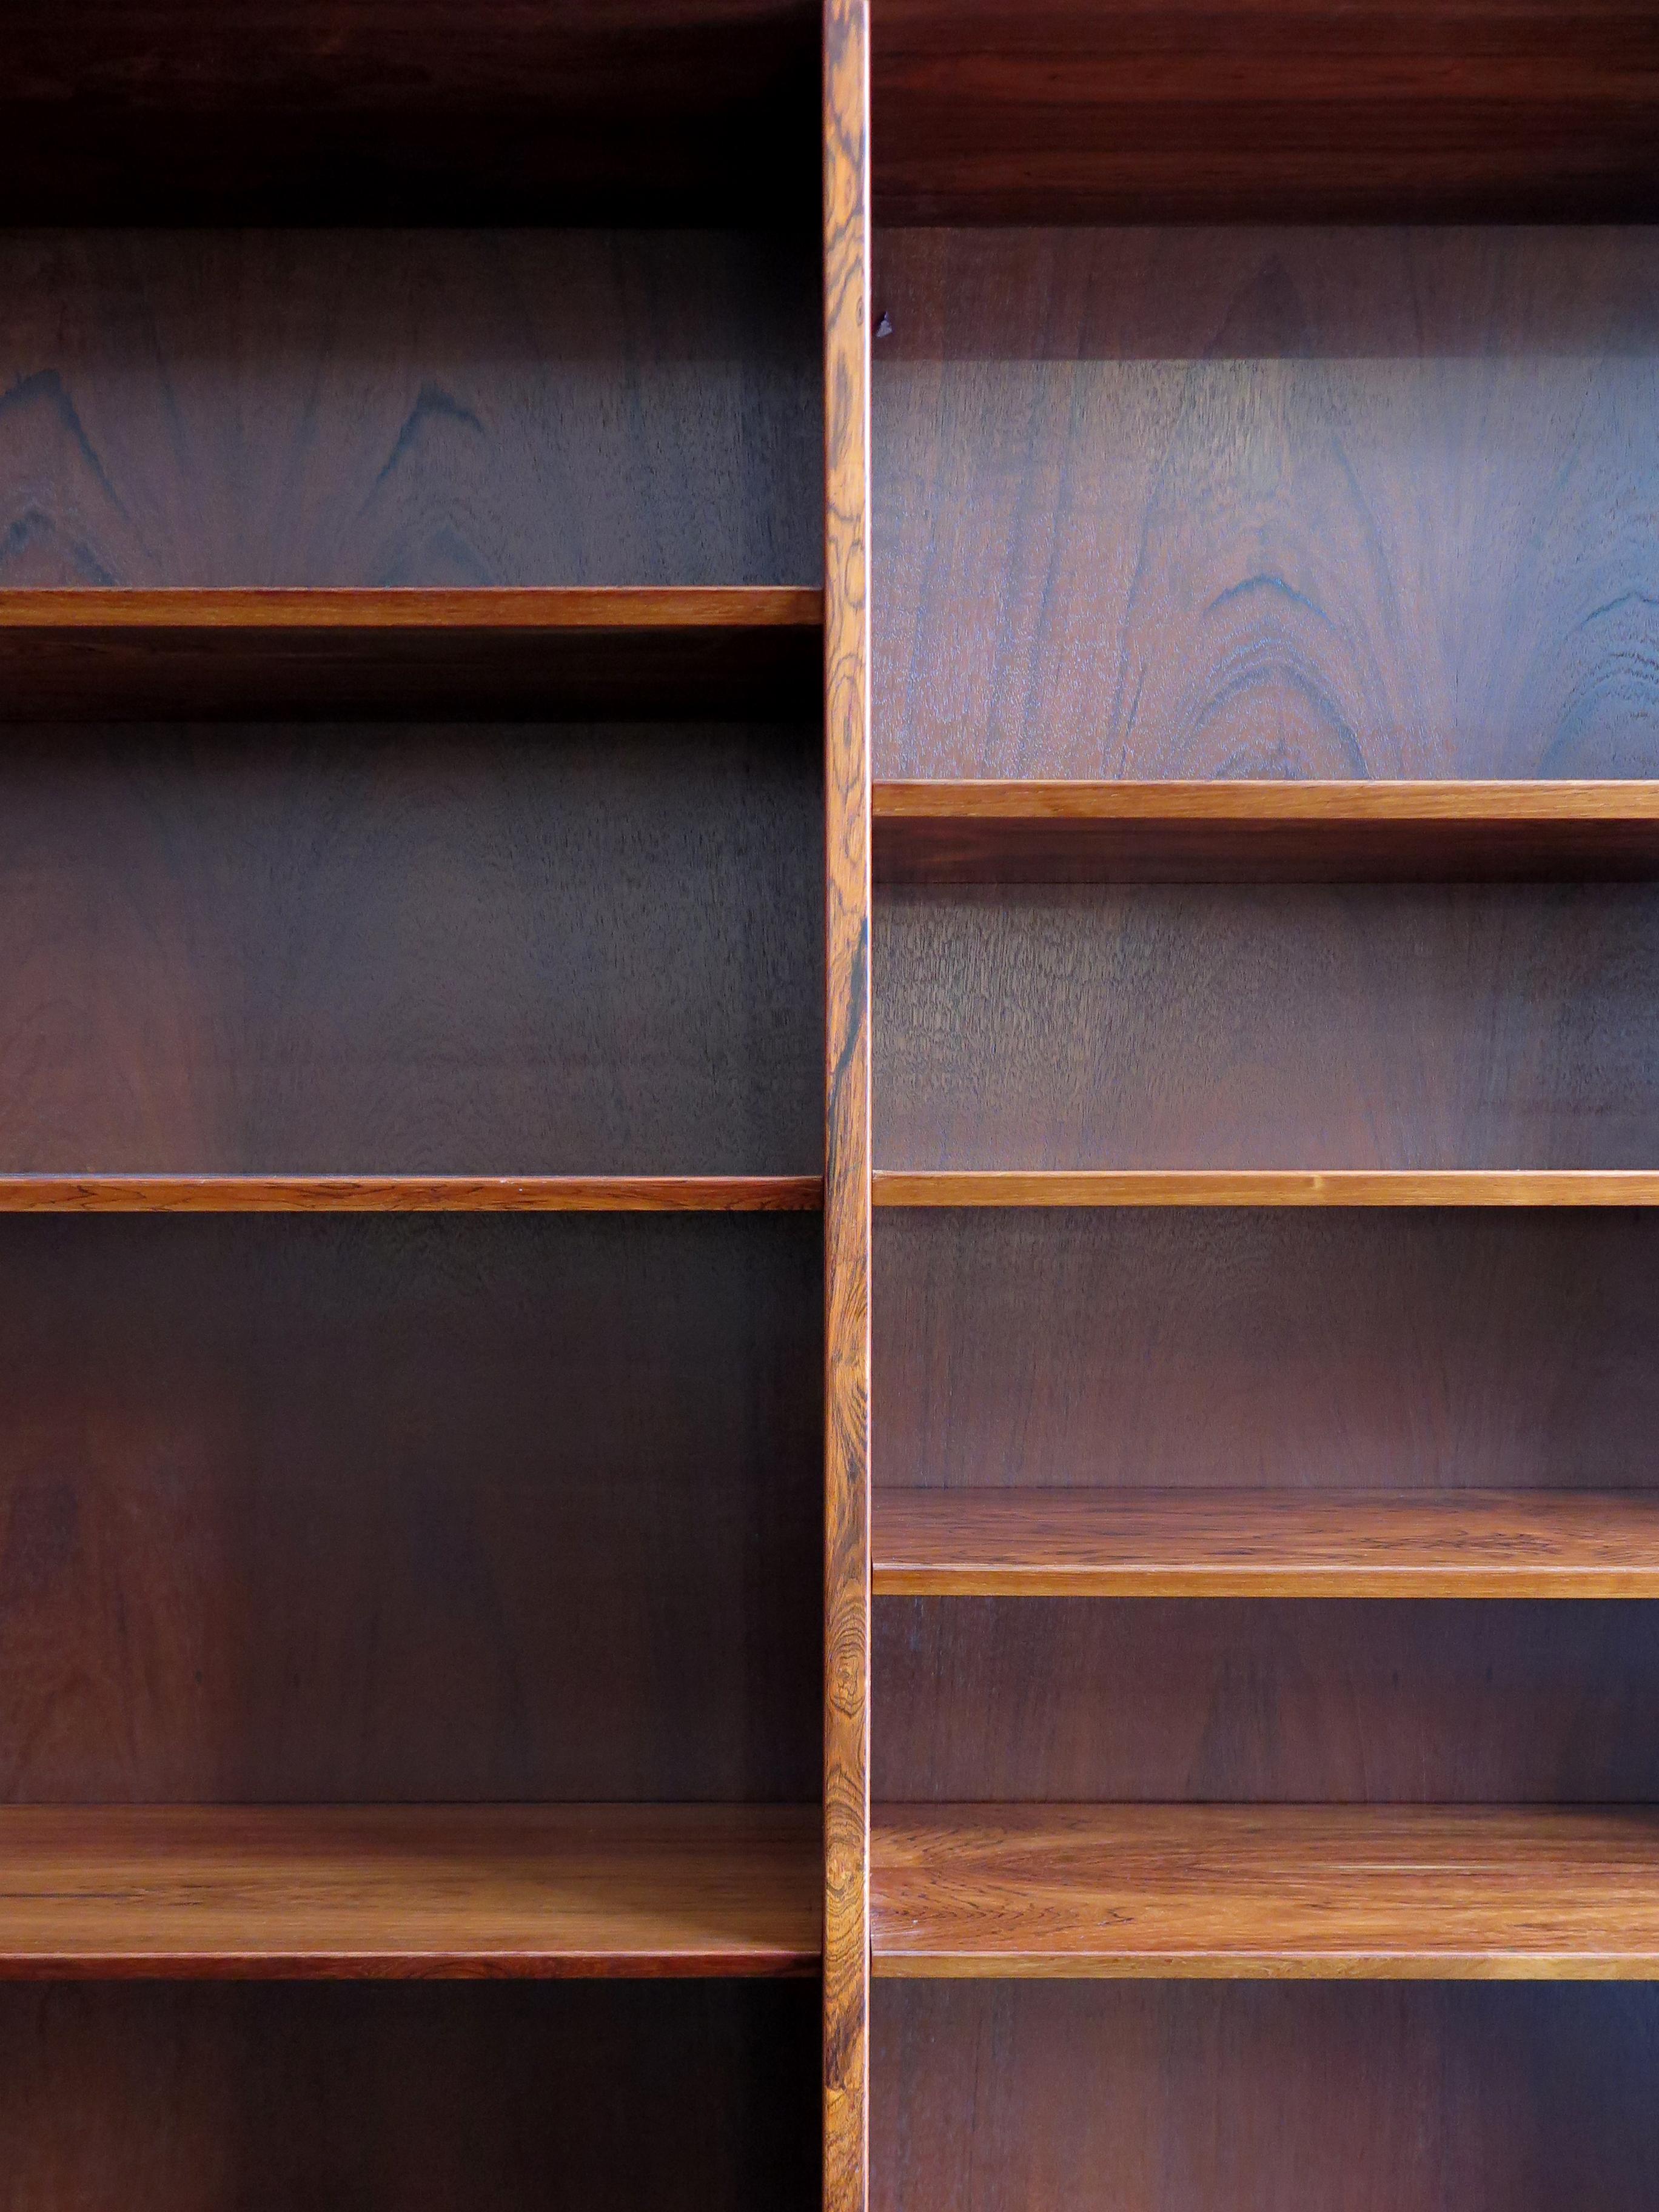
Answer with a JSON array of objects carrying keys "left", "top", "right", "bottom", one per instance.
[{"left": 5, "top": 6, "right": 1659, "bottom": 2211}]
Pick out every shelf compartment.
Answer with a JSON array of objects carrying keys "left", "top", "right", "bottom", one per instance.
[
  {"left": 0, "top": 1805, "right": 821, "bottom": 1979},
  {"left": 874, "top": 782, "right": 1659, "bottom": 885},
  {"left": 873, "top": 1805, "right": 1659, "bottom": 1979},
  {"left": 0, "top": 1176, "right": 823, "bottom": 1213},
  {"left": 0, "top": 589, "right": 823, "bottom": 720},
  {"left": 874, "top": 1489, "right": 1659, "bottom": 1600},
  {"left": 873, "top": 1171, "right": 1659, "bottom": 1208}
]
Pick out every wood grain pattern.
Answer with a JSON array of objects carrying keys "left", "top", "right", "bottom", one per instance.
[
  {"left": 823, "top": 0, "right": 873, "bottom": 2205},
  {"left": 0, "top": 1177, "right": 822, "bottom": 1213},
  {"left": 0, "top": 1213, "right": 820, "bottom": 1801},
  {"left": 872, "top": 1805, "right": 1659, "bottom": 1977},
  {"left": 873, "top": 1600, "right": 1659, "bottom": 1803},
  {"left": 0, "top": 1805, "right": 820, "bottom": 1978},
  {"left": 0, "top": 1980, "right": 819, "bottom": 2212},
  {"left": 874, "top": 780, "right": 1659, "bottom": 883},
  {"left": 874, "top": 1489, "right": 1659, "bottom": 1598},
  {"left": 873, "top": 229, "right": 1659, "bottom": 781},
  {"left": 0, "top": 589, "right": 823, "bottom": 720},
  {"left": 0, "top": 232, "right": 819, "bottom": 588},
  {"left": 876, "top": 885, "right": 1659, "bottom": 1173},
  {"left": 0, "top": 722, "right": 819, "bottom": 1175},
  {"left": 874, "top": 1173, "right": 1659, "bottom": 1206},
  {"left": 874, "top": 1981, "right": 1659, "bottom": 2212},
  {"left": 873, "top": 8, "right": 1659, "bottom": 223}
]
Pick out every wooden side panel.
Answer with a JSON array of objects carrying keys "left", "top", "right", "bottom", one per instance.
[
  {"left": 823, "top": 0, "right": 873, "bottom": 2205},
  {"left": 874, "top": 1983, "right": 1659, "bottom": 2212},
  {"left": 871, "top": 229, "right": 1659, "bottom": 780},
  {"left": 0, "top": 1980, "right": 820, "bottom": 2212},
  {"left": 0, "top": 233, "right": 820, "bottom": 588}
]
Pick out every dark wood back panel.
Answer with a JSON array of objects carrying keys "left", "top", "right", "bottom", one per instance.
[
  {"left": 0, "top": 1212, "right": 821, "bottom": 1801},
  {"left": 873, "top": 1209, "right": 1659, "bottom": 1492},
  {"left": 874, "top": 1597, "right": 1659, "bottom": 1801},
  {"left": 874, "top": 1983, "right": 1659, "bottom": 2212},
  {"left": 0, "top": 722, "right": 819, "bottom": 1175},
  {"left": 872, "top": 227, "right": 1659, "bottom": 779},
  {"left": 0, "top": 1980, "right": 819, "bottom": 2212},
  {"left": 876, "top": 884, "right": 1659, "bottom": 1171},
  {"left": 0, "top": 232, "right": 820, "bottom": 587}
]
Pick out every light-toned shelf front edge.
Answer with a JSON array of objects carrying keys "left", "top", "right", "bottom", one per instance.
[
  {"left": 874, "top": 780, "right": 1659, "bottom": 824},
  {"left": 0, "top": 1176, "right": 823, "bottom": 1213},
  {"left": 873, "top": 1171, "right": 1659, "bottom": 1208},
  {"left": 873, "top": 1488, "right": 1659, "bottom": 1598},
  {"left": 0, "top": 586, "right": 825, "bottom": 634}
]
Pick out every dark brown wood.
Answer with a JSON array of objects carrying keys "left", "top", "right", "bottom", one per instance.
[
  {"left": 0, "top": 721, "right": 819, "bottom": 1175},
  {"left": 0, "top": 1177, "right": 822, "bottom": 1213},
  {"left": 876, "top": 884, "right": 1659, "bottom": 1173},
  {"left": 0, "top": 232, "right": 819, "bottom": 589},
  {"left": 873, "top": 7, "right": 1659, "bottom": 221},
  {"left": 873, "top": 1599, "right": 1659, "bottom": 1803},
  {"left": 873, "top": 229, "right": 1659, "bottom": 782},
  {"left": 0, "top": 1805, "right": 820, "bottom": 1978},
  {"left": 0, "top": 1212, "right": 821, "bottom": 1801},
  {"left": 0, "top": 590, "right": 823, "bottom": 721},
  {"left": 874, "top": 1982, "right": 1659, "bottom": 2212},
  {"left": 874, "top": 782, "right": 1659, "bottom": 884},
  {"left": 873, "top": 1804, "right": 1659, "bottom": 1977},
  {"left": 0, "top": 1980, "right": 819, "bottom": 2212},
  {"left": 823, "top": 0, "right": 873, "bottom": 2205},
  {"left": 873, "top": 1489, "right": 1659, "bottom": 1599},
  {"left": 0, "top": 4, "right": 819, "bottom": 223}
]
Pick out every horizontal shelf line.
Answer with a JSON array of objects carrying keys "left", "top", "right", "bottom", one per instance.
[
  {"left": 0, "top": 588, "right": 825, "bottom": 634},
  {"left": 0, "top": 1805, "right": 822, "bottom": 1979},
  {"left": 873, "top": 1171, "right": 1659, "bottom": 1208},
  {"left": 873, "top": 1488, "right": 1659, "bottom": 1599},
  {"left": 872, "top": 1805, "right": 1659, "bottom": 1980},
  {"left": 0, "top": 1176, "right": 823, "bottom": 1214}
]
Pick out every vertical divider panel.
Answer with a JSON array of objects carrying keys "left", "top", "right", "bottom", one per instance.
[{"left": 823, "top": 1, "right": 873, "bottom": 2208}]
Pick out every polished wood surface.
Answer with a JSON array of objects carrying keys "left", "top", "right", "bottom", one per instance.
[
  {"left": 874, "top": 1172, "right": 1659, "bottom": 1206},
  {"left": 0, "top": 3, "right": 819, "bottom": 223},
  {"left": 873, "top": 1805, "right": 1659, "bottom": 1977},
  {"left": 874, "top": 1489, "right": 1659, "bottom": 1598},
  {"left": 874, "top": 1981, "right": 1659, "bottom": 2212},
  {"left": 0, "top": 1213, "right": 820, "bottom": 1801},
  {"left": 873, "top": 229, "right": 1659, "bottom": 781},
  {"left": 0, "top": 1176, "right": 822, "bottom": 1213},
  {"left": 0, "top": 589, "right": 823, "bottom": 720},
  {"left": 873, "top": 10, "right": 1659, "bottom": 223},
  {"left": 874, "top": 780, "right": 1659, "bottom": 883},
  {"left": 876, "top": 885, "right": 1659, "bottom": 1173},
  {"left": 0, "top": 232, "right": 819, "bottom": 588},
  {"left": 823, "top": 1, "right": 873, "bottom": 2204},
  {"left": 0, "top": 1805, "right": 820, "bottom": 1978}
]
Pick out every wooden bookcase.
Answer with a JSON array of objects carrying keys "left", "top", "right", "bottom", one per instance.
[{"left": 5, "top": 5, "right": 1659, "bottom": 2210}]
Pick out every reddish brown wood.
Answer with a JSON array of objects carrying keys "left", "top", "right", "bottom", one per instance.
[
  {"left": 0, "top": 1177, "right": 822, "bottom": 1213},
  {"left": 873, "top": 1173, "right": 1659, "bottom": 1205}
]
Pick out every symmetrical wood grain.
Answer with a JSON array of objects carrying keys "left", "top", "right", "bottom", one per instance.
[
  {"left": 0, "top": 1177, "right": 822, "bottom": 1213},
  {"left": 0, "top": 232, "right": 819, "bottom": 588},
  {"left": 874, "top": 1489, "right": 1659, "bottom": 1598},
  {"left": 872, "top": 1805, "right": 1659, "bottom": 1977},
  {"left": 0, "top": 589, "right": 823, "bottom": 720},
  {"left": 823, "top": 0, "right": 873, "bottom": 2205},
  {"left": 874, "top": 1173, "right": 1659, "bottom": 1205},
  {"left": 873, "top": 229, "right": 1659, "bottom": 781},
  {"left": 0, "top": 1805, "right": 820, "bottom": 1978},
  {"left": 874, "top": 780, "right": 1659, "bottom": 883}
]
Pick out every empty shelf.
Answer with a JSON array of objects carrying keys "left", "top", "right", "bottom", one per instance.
[
  {"left": 873, "top": 1171, "right": 1659, "bottom": 1207},
  {"left": 0, "top": 1175, "right": 823, "bottom": 1212},
  {"left": 873, "top": 1805, "right": 1659, "bottom": 1979}
]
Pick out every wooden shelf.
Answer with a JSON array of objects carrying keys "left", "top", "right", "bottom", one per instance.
[
  {"left": 873, "top": 1171, "right": 1659, "bottom": 1208},
  {"left": 873, "top": 1489, "right": 1659, "bottom": 1600},
  {"left": 0, "top": 1805, "right": 820, "bottom": 1979},
  {"left": 872, "top": 1805, "right": 1659, "bottom": 1979},
  {"left": 0, "top": 1176, "right": 823, "bottom": 1213},
  {"left": 873, "top": 781, "right": 1659, "bottom": 883},
  {"left": 0, "top": 588, "right": 823, "bottom": 721}
]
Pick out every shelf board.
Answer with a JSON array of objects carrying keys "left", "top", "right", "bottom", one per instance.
[
  {"left": 873, "top": 781, "right": 1659, "bottom": 883},
  {"left": 0, "top": 588, "right": 823, "bottom": 720},
  {"left": 872, "top": 1805, "right": 1659, "bottom": 1980},
  {"left": 873, "top": 1488, "right": 1659, "bottom": 1600},
  {"left": 873, "top": 1171, "right": 1659, "bottom": 1208},
  {"left": 0, "top": 1805, "right": 820, "bottom": 1979},
  {"left": 0, "top": 1176, "right": 823, "bottom": 1214}
]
